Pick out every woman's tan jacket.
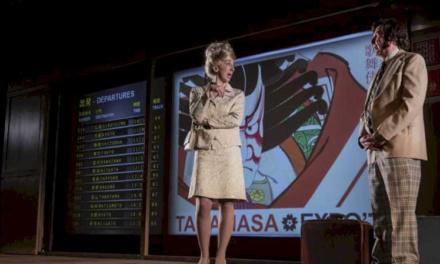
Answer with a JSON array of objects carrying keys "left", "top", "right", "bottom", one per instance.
[{"left": 188, "top": 83, "right": 244, "bottom": 150}]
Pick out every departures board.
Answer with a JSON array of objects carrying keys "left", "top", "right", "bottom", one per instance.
[{"left": 72, "top": 82, "right": 146, "bottom": 235}]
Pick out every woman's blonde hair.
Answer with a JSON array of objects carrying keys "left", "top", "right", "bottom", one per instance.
[{"left": 204, "top": 41, "right": 236, "bottom": 81}]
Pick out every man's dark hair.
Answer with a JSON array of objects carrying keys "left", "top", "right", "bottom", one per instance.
[{"left": 372, "top": 18, "right": 409, "bottom": 50}]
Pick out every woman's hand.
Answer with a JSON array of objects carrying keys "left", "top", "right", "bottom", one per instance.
[{"left": 209, "top": 83, "right": 225, "bottom": 98}]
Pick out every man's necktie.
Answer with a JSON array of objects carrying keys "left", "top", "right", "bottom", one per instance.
[
  {"left": 375, "top": 61, "right": 387, "bottom": 83},
  {"left": 368, "top": 62, "right": 387, "bottom": 105},
  {"left": 364, "top": 62, "right": 387, "bottom": 132}
]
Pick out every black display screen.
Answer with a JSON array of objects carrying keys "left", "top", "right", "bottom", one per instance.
[{"left": 71, "top": 82, "right": 146, "bottom": 235}]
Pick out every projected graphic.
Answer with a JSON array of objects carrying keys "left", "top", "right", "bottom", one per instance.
[{"left": 170, "top": 32, "right": 379, "bottom": 236}]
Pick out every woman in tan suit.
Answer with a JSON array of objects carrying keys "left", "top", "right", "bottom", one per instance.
[{"left": 188, "top": 41, "right": 246, "bottom": 264}]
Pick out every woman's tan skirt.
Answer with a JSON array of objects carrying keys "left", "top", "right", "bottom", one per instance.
[{"left": 188, "top": 146, "right": 246, "bottom": 200}]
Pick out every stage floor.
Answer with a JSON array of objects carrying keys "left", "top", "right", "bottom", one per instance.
[{"left": 0, "top": 254, "right": 300, "bottom": 264}]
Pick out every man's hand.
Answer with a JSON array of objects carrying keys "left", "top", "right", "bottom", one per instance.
[{"left": 359, "top": 134, "right": 385, "bottom": 151}]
